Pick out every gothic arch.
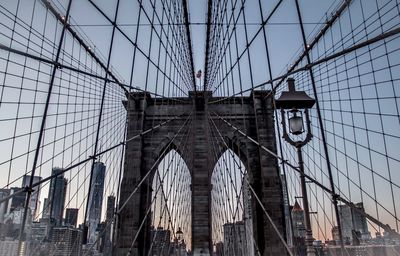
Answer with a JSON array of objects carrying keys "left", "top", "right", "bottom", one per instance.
[{"left": 117, "top": 91, "right": 287, "bottom": 256}]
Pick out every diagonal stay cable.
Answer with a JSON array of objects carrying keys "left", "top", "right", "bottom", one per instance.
[
  {"left": 210, "top": 0, "right": 283, "bottom": 93},
  {"left": 0, "top": 112, "right": 190, "bottom": 204},
  {"left": 117, "top": 113, "right": 191, "bottom": 213},
  {"left": 208, "top": 114, "right": 262, "bottom": 255},
  {"left": 0, "top": 43, "right": 186, "bottom": 103},
  {"left": 147, "top": 113, "right": 193, "bottom": 251},
  {"left": 85, "top": 0, "right": 188, "bottom": 95},
  {"left": 210, "top": 110, "right": 400, "bottom": 239},
  {"left": 83, "top": 113, "right": 191, "bottom": 255},
  {"left": 208, "top": 26, "right": 400, "bottom": 104},
  {"left": 129, "top": 122, "right": 192, "bottom": 255},
  {"left": 208, "top": 112, "right": 294, "bottom": 256}
]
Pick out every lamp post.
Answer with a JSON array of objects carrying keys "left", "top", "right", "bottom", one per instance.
[{"left": 276, "top": 78, "right": 316, "bottom": 256}]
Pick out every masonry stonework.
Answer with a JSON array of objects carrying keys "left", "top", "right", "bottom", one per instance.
[{"left": 116, "top": 91, "right": 287, "bottom": 256}]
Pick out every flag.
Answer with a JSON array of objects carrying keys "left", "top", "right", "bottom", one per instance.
[{"left": 196, "top": 70, "right": 202, "bottom": 78}]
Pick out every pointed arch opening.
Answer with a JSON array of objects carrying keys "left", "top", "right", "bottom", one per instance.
[
  {"left": 150, "top": 149, "right": 191, "bottom": 254},
  {"left": 211, "top": 149, "right": 255, "bottom": 256}
]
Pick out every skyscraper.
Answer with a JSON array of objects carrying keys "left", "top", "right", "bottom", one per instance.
[
  {"left": 0, "top": 189, "right": 10, "bottom": 223},
  {"left": 104, "top": 195, "right": 115, "bottom": 254},
  {"left": 65, "top": 208, "right": 79, "bottom": 227},
  {"left": 352, "top": 202, "right": 370, "bottom": 239},
  {"left": 6, "top": 187, "right": 27, "bottom": 217},
  {"left": 291, "top": 201, "right": 306, "bottom": 256},
  {"left": 338, "top": 204, "right": 353, "bottom": 240},
  {"left": 48, "top": 167, "right": 68, "bottom": 226},
  {"left": 87, "top": 162, "right": 106, "bottom": 244},
  {"left": 223, "top": 221, "right": 247, "bottom": 256},
  {"left": 150, "top": 226, "right": 171, "bottom": 256},
  {"left": 242, "top": 174, "right": 254, "bottom": 256},
  {"left": 338, "top": 202, "right": 370, "bottom": 243},
  {"left": 42, "top": 198, "right": 50, "bottom": 220},
  {"left": 21, "top": 175, "right": 42, "bottom": 219},
  {"left": 291, "top": 200, "right": 305, "bottom": 238},
  {"left": 50, "top": 226, "right": 82, "bottom": 255},
  {"left": 281, "top": 174, "right": 293, "bottom": 247},
  {"left": 106, "top": 195, "right": 115, "bottom": 221}
]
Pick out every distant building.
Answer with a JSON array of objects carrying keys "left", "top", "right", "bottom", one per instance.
[
  {"left": 291, "top": 201, "right": 306, "bottom": 256},
  {"left": 5, "top": 207, "right": 30, "bottom": 225},
  {"left": 50, "top": 226, "right": 82, "bottom": 255},
  {"left": 338, "top": 202, "right": 370, "bottom": 243},
  {"left": 332, "top": 226, "right": 340, "bottom": 245},
  {"left": 0, "top": 238, "right": 28, "bottom": 256},
  {"left": 47, "top": 168, "right": 68, "bottom": 226},
  {"left": 104, "top": 195, "right": 115, "bottom": 254},
  {"left": 0, "top": 189, "right": 10, "bottom": 223},
  {"left": 106, "top": 195, "right": 115, "bottom": 221},
  {"left": 30, "top": 221, "right": 52, "bottom": 242},
  {"left": 242, "top": 174, "right": 254, "bottom": 256},
  {"left": 95, "top": 222, "right": 107, "bottom": 252},
  {"left": 326, "top": 244, "right": 400, "bottom": 256},
  {"left": 21, "top": 175, "right": 42, "bottom": 220},
  {"left": 42, "top": 198, "right": 50, "bottom": 220},
  {"left": 338, "top": 204, "right": 353, "bottom": 240},
  {"left": 87, "top": 162, "right": 106, "bottom": 244},
  {"left": 223, "top": 221, "right": 247, "bottom": 256},
  {"left": 65, "top": 208, "right": 79, "bottom": 228},
  {"left": 5, "top": 188, "right": 27, "bottom": 217},
  {"left": 291, "top": 201, "right": 305, "bottom": 238},
  {"left": 281, "top": 174, "right": 293, "bottom": 247},
  {"left": 150, "top": 226, "right": 171, "bottom": 256},
  {"left": 352, "top": 202, "right": 370, "bottom": 239}
]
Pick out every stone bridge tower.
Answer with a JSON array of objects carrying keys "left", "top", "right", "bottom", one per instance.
[{"left": 116, "top": 91, "right": 287, "bottom": 256}]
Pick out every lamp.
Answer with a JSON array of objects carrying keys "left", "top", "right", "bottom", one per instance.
[
  {"left": 276, "top": 78, "right": 315, "bottom": 147},
  {"left": 288, "top": 110, "right": 304, "bottom": 135}
]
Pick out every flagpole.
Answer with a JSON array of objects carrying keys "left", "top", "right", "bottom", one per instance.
[{"left": 195, "top": 70, "right": 202, "bottom": 92}]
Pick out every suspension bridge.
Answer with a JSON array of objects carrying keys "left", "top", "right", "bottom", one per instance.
[{"left": 0, "top": 0, "right": 400, "bottom": 256}]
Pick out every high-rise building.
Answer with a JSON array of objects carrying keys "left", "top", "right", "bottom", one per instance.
[
  {"left": 338, "top": 204, "right": 353, "bottom": 240},
  {"left": 0, "top": 238, "right": 28, "bottom": 256},
  {"left": 291, "top": 201, "right": 306, "bottom": 256},
  {"left": 223, "top": 221, "right": 247, "bottom": 256},
  {"left": 47, "top": 167, "right": 68, "bottom": 226},
  {"left": 30, "top": 221, "right": 51, "bottom": 242},
  {"left": 42, "top": 198, "right": 50, "bottom": 220},
  {"left": 291, "top": 200, "right": 305, "bottom": 238},
  {"left": 106, "top": 195, "right": 115, "bottom": 221},
  {"left": 5, "top": 187, "right": 27, "bottom": 217},
  {"left": 50, "top": 226, "right": 82, "bottom": 255},
  {"left": 242, "top": 174, "right": 254, "bottom": 256},
  {"left": 65, "top": 208, "right": 79, "bottom": 227},
  {"left": 0, "top": 189, "right": 10, "bottom": 223},
  {"left": 352, "top": 202, "right": 370, "bottom": 239},
  {"left": 87, "top": 162, "right": 106, "bottom": 244},
  {"left": 281, "top": 174, "right": 293, "bottom": 247},
  {"left": 331, "top": 226, "right": 340, "bottom": 244},
  {"left": 150, "top": 226, "right": 171, "bottom": 256},
  {"left": 103, "top": 195, "right": 115, "bottom": 254},
  {"left": 21, "top": 175, "right": 42, "bottom": 219},
  {"left": 338, "top": 202, "right": 370, "bottom": 243}
]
